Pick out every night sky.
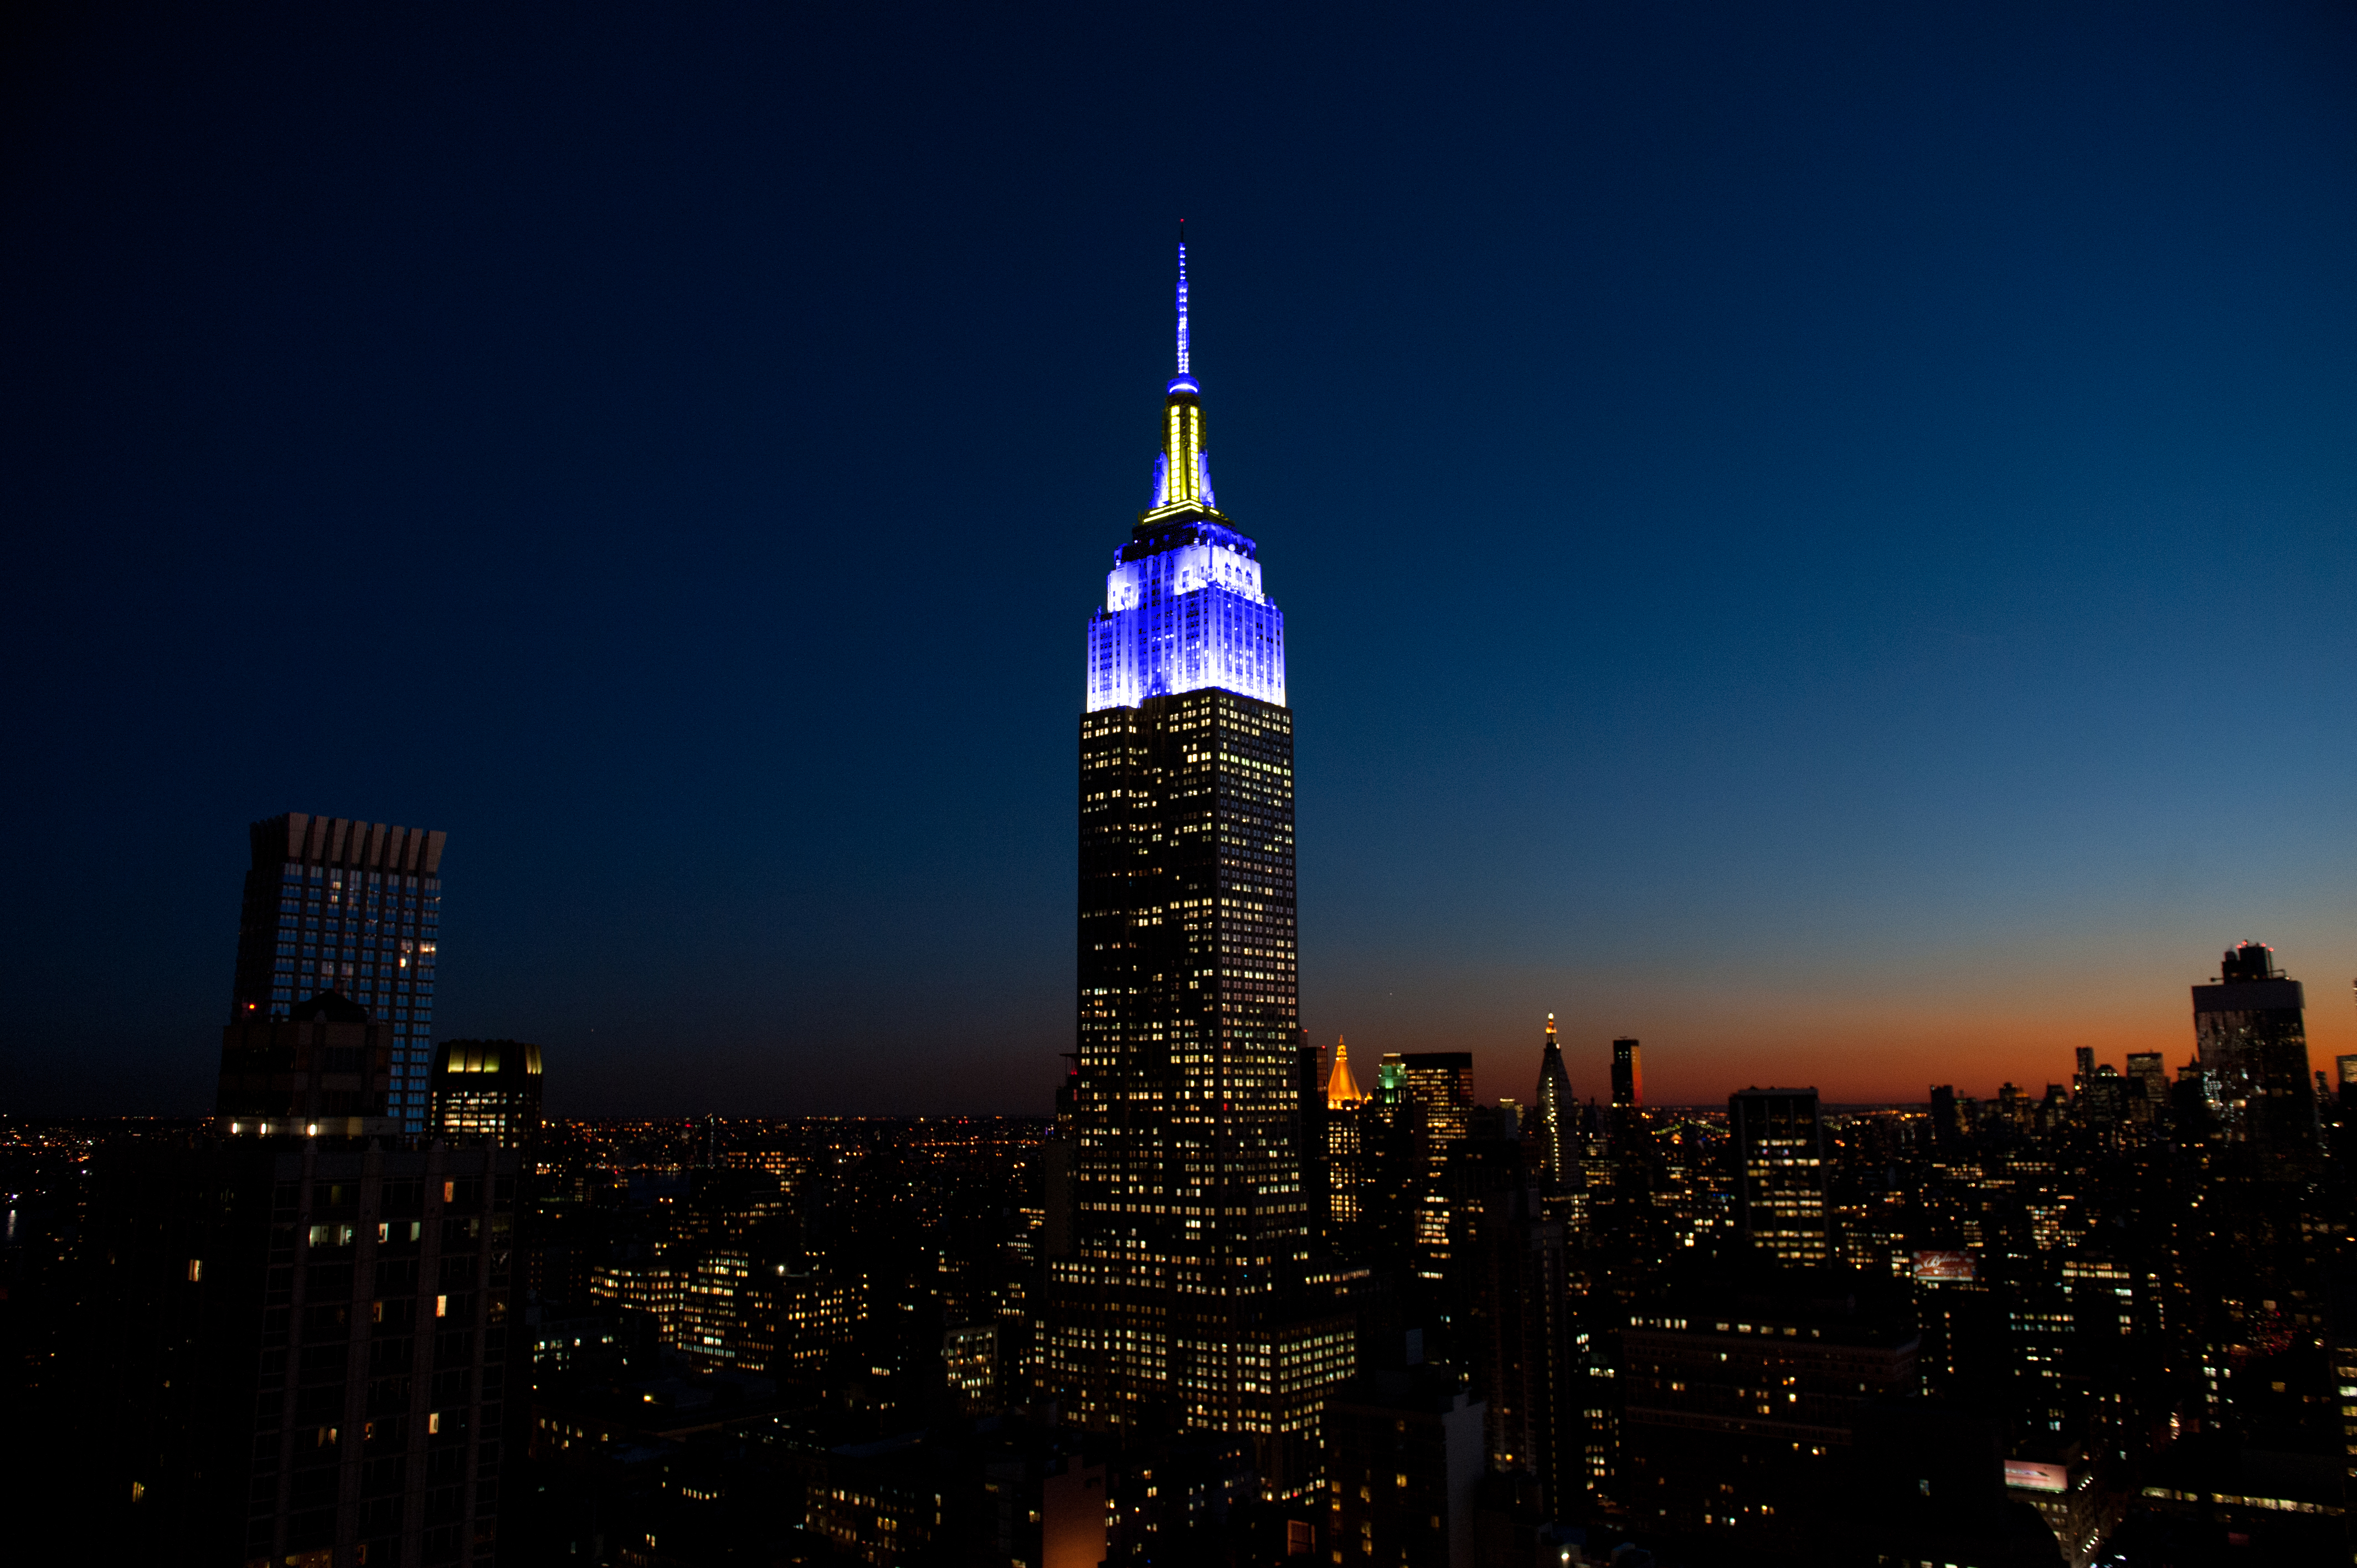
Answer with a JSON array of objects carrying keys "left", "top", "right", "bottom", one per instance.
[{"left": 6, "top": 3, "right": 2354, "bottom": 1116}]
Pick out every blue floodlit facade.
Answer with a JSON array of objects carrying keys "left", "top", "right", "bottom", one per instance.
[{"left": 1084, "top": 237, "right": 1285, "bottom": 713}]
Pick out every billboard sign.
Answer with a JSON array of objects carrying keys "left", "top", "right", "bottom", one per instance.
[
  {"left": 1913, "top": 1250, "right": 1977, "bottom": 1282},
  {"left": 2004, "top": 1461, "right": 2069, "bottom": 1494}
]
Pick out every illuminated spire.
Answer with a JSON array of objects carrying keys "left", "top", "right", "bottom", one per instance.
[
  {"left": 1150, "top": 224, "right": 1215, "bottom": 514},
  {"left": 1175, "top": 220, "right": 1190, "bottom": 375},
  {"left": 1326, "top": 1034, "right": 1368, "bottom": 1108},
  {"left": 1534, "top": 1012, "right": 1573, "bottom": 1191}
]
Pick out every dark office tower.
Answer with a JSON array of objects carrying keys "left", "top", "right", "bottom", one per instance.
[
  {"left": 430, "top": 1040, "right": 546, "bottom": 1144},
  {"left": 233, "top": 813, "right": 447, "bottom": 1134},
  {"left": 1295, "top": 1031, "right": 1330, "bottom": 1246},
  {"left": 1728, "top": 1087, "right": 1829, "bottom": 1264},
  {"left": 2337, "top": 1054, "right": 2357, "bottom": 1110},
  {"left": 1048, "top": 232, "right": 1351, "bottom": 1483},
  {"left": 215, "top": 992, "right": 398, "bottom": 1136},
  {"left": 2073, "top": 1045, "right": 2096, "bottom": 1098},
  {"left": 2194, "top": 941, "right": 2317, "bottom": 1169},
  {"left": 1450, "top": 1151, "right": 1575, "bottom": 1517},
  {"left": 1532, "top": 1014, "right": 1573, "bottom": 1192},
  {"left": 2126, "top": 1051, "right": 2168, "bottom": 1126},
  {"left": 1609, "top": 1037, "right": 1641, "bottom": 1138}
]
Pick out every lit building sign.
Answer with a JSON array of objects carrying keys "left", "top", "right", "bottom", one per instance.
[{"left": 2004, "top": 1460, "right": 2069, "bottom": 1494}]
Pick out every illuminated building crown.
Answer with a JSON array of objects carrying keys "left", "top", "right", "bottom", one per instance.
[
  {"left": 1085, "top": 226, "right": 1286, "bottom": 713},
  {"left": 1327, "top": 1035, "right": 1368, "bottom": 1108}
]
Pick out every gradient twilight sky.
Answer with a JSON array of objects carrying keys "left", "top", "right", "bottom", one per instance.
[{"left": 5, "top": 2, "right": 2355, "bottom": 1117}]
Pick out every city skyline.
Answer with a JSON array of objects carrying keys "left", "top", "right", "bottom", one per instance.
[{"left": 6, "top": 4, "right": 2357, "bottom": 1118}]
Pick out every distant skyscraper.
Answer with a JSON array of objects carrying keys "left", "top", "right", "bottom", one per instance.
[
  {"left": 430, "top": 1038, "right": 546, "bottom": 1144},
  {"left": 2338, "top": 1053, "right": 2357, "bottom": 1110},
  {"left": 2125, "top": 1051, "right": 2167, "bottom": 1125},
  {"left": 1610, "top": 1037, "right": 1641, "bottom": 1112},
  {"left": 1047, "top": 232, "right": 1351, "bottom": 1483},
  {"left": 1325, "top": 1037, "right": 1372, "bottom": 1232},
  {"left": 1401, "top": 1053, "right": 1477, "bottom": 1179},
  {"left": 1327, "top": 1035, "right": 1368, "bottom": 1108},
  {"left": 1609, "top": 1037, "right": 1641, "bottom": 1147},
  {"left": 233, "top": 813, "right": 446, "bottom": 1133},
  {"left": 2194, "top": 941, "right": 2316, "bottom": 1168},
  {"left": 1728, "top": 1087, "right": 1829, "bottom": 1263},
  {"left": 1532, "top": 1014, "right": 1573, "bottom": 1191}
]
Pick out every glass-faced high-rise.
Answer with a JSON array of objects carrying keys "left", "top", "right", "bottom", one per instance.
[
  {"left": 1048, "top": 235, "right": 1350, "bottom": 1481},
  {"left": 231, "top": 813, "right": 446, "bottom": 1133}
]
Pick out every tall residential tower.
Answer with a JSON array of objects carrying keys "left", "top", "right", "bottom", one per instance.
[
  {"left": 232, "top": 813, "right": 447, "bottom": 1133},
  {"left": 1046, "top": 233, "right": 1351, "bottom": 1485}
]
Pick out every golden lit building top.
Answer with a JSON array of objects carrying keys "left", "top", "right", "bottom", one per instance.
[{"left": 1326, "top": 1034, "right": 1368, "bottom": 1108}]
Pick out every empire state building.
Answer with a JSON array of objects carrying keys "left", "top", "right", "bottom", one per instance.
[{"left": 1045, "top": 233, "right": 1354, "bottom": 1483}]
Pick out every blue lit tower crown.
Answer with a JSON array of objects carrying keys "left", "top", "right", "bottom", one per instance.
[{"left": 1085, "top": 234, "right": 1285, "bottom": 710}]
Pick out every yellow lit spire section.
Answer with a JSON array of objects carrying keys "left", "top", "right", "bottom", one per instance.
[
  {"left": 1141, "top": 227, "right": 1220, "bottom": 523},
  {"left": 1326, "top": 1034, "right": 1368, "bottom": 1108},
  {"left": 1162, "top": 397, "right": 1206, "bottom": 507}
]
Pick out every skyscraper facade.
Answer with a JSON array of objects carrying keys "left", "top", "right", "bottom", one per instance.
[
  {"left": 430, "top": 1039, "right": 547, "bottom": 1145},
  {"left": 233, "top": 813, "right": 447, "bottom": 1133},
  {"left": 1047, "top": 234, "right": 1350, "bottom": 1484},
  {"left": 1728, "top": 1087, "right": 1829, "bottom": 1264},
  {"left": 2193, "top": 941, "right": 2315, "bottom": 1169}
]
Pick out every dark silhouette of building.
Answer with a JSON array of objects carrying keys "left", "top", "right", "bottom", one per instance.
[
  {"left": 216, "top": 990, "right": 399, "bottom": 1137},
  {"left": 1044, "top": 232, "right": 1351, "bottom": 1482},
  {"left": 1729, "top": 1086, "right": 1829, "bottom": 1263},
  {"left": 1326, "top": 1366, "right": 1487, "bottom": 1568},
  {"left": 66, "top": 813, "right": 521, "bottom": 1565},
  {"left": 2193, "top": 941, "right": 2316, "bottom": 1170},
  {"left": 1296, "top": 1029, "right": 1330, "bottom": 1247},
  {"left": 1603, "top": 1037, "right": 1640, "bottom": 1151},
  {"left": 233, "top": 812, "right": 447, "bottom": 1134},
  {"left": 1444, "top": 1142, "right": 1577, "bottom": 1519},
  {"left": 88, "top": 1128, "right": 521, "bottom": 1567},
  {"left": 1620, "top": 1262, "right": 1919, "bottom": 1554},
  {"left": 429, "top": 1039, "right": 545, "bottom": 1145}
]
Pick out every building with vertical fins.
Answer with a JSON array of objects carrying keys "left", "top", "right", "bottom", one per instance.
[
  {"left": 233, "top": 813, "right": 447, "bottom": 1133},
  {"left": 1047, "top": 229, "right": 1352, "bottom": 1491}
]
